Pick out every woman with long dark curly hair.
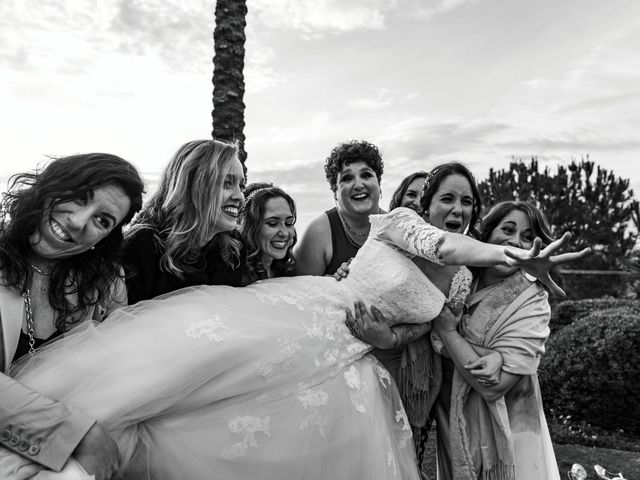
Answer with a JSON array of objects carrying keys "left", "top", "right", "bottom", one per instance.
[
  {"left": 0, "top": 153, "right": 144, "bottom": 480},
  {"left": 239, "top": 182, "right": 296, "bottom": 286}
]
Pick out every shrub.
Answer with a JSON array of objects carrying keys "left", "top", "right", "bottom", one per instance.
[
  {"left": 549, "top": 298, "right": 639, "bottom": 333},
  {"left": 540, "top": 299, "right": 640, "bottom": 434}
]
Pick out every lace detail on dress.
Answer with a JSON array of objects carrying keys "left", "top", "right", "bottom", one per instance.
[
  {"left": 297, "top": 388, "right": 329, "bottom": 438},
  {"left": 221, "top": 415, "right": 271, "bottom": 459},
  {"left": 369, "top": 207, "right": 444, "bottom": 264},
  {"left": 375, "top": 364, "right": 392, "bottom": 389},
  {"left": 257, "top": 339, "right": 302, "bottom": 381},
  {"left": 184, "top": 315, "right": 228, "bottom": 342},
  {"left": 344, "top": 365, "right": 367, "bottom": 413},
  {"left": 447, "top": 267, "right": 472, "bottom": 314},
  {"left": 431, "top": 266, "right": 473, "bottom": 354}
]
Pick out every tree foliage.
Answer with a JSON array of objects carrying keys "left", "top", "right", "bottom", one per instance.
[
  {"left": 212, "top": 0, "right": 248, "bottom": 164},
  {"left": 478, "top": 157, "right": 639, "bottom": 271}
]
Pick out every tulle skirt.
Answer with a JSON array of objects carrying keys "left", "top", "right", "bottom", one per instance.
[{"left": 11, "top": 280, "right": 420, "bottom": 480}]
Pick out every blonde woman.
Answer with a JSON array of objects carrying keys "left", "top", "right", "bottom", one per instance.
[{"left": 122, "top": 139, "right": 247, "bottom": 304}]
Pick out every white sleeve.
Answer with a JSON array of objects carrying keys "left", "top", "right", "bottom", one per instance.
[{"left": 370, "top": 207, "right": 445, "bottom": 264}]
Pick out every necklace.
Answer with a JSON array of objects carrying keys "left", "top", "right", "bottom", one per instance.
[
  {"left": 336, "top": 209, "right": 370, "bottom": 239},
  {"left": 22, "top": 288, "right": 36, "bottom": 356},
  {"left": 29, "top": 263, "right": 52, "bottom": 276}
]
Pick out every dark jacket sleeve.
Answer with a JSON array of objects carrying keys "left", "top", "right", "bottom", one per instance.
[
  {"left": 0, "top": 374, "right": 95, "bottom": 471},
  {"left": 121, "top": 229, "right": 161, "bottom": 305}
]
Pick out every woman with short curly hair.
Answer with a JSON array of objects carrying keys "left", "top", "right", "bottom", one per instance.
[{"left": 296, "top": 139, "right": 385, "bottom": 275}]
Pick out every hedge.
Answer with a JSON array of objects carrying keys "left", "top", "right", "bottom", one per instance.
[{"left": 540, "top": 299, "right": 640, "bottom": 434}]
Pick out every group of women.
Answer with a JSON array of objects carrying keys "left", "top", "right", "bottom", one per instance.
[{"left": 0, "top": 138, "right": 588, "bottom": 480}]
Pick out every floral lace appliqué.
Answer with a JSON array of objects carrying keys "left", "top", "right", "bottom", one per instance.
[
  {"left": 221, "top": 415, "right": 271, "bottom": 459},
  {"left": 344, "top": 365, "right": 367, "bottom": 413},
  {"left": 184, "top": 315, "right": 228, "bottom": 342},
  {"left": 446, "top": 266, "right": 472, "bottom": 313},
  {"left": 375, "top": 364, "right": 391, "bottom": 389},
  {"left": 257, "top": 339, "right": 302, "bottom": 381},
  {"left": 370, "top": 208, "right": 444, "bottom": 264},
  {"left": 297, "top": 388, "right": 329, "bottom": 438}
]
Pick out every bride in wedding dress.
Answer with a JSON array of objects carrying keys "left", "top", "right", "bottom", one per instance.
[{"left": 10, "top": 204, "right": 580, "bottom": 480}]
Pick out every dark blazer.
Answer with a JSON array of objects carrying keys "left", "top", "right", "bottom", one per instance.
[{"left": 122, "top": 228, "right": 246, "bottom": 305}]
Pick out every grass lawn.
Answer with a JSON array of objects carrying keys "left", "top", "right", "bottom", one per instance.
[
  {"left": 555, "top": 443, "right": 640, "bottom": 479},
  {"left": 419, "top": 427, "right": 640, "bottom": 479}
]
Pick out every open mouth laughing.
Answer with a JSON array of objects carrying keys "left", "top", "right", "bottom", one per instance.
[
  {"left": 444, "top": 220, "right": 463, "bottom": 232},
  {"left": 222, "top": 205, "right": 240, "bottom": 218},
  {"left": 49, "top": 218, "right": 74, "bottom": 243}
]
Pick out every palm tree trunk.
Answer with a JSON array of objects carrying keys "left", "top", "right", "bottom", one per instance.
[{"left": 212, "top": 0, "right": 248, "bottom": 165}]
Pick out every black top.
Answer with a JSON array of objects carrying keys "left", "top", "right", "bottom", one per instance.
[
  {"left": 121, "top": 228, "right": 246, "bottom": 305},
  {"left": 324, "top": 208, "right": 360, "bottom": 276},
  {"left": 13, "top": 329, "right": 62, "bottom": 364}
]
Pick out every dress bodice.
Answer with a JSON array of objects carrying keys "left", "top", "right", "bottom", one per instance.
[{"left": 321, "top": 208, "right": 472, "bottom": 325}]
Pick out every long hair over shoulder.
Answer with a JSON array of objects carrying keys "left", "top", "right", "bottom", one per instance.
[
  {"left": 0, "top": 153, "right": 144, "bottom": 331},
  {"left": 129, "top": 139, "right": 243, "bottom": 277},
  {"left": 239, "top": 182, "right": 297, "bottom": 284}
]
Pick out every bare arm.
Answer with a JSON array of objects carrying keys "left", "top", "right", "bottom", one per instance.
[{"left": 294, "top": 215, "right": 332, "bottom": 276}]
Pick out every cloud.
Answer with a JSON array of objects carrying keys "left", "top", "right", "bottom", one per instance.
[
  {"left": 250, "top": 0, "right": 397, "bottom": 38},
  {"left": 244, "top": 40, "right": 285, "bottom": 93}
]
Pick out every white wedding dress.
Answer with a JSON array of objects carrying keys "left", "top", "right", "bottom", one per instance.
[{"left": 10, "top": 208, "right": 471, "bottom": 480}]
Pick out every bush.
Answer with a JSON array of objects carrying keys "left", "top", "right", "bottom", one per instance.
[
  {"left": 550, "top": 298, "right": 639, "bottom": 333},
  {"left": 540, "top": 299, "right": 640, "bottom": 434}
]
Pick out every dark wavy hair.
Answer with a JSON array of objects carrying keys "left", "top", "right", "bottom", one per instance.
[
  {"left": 0, "top": 153, "right": 144, "bottom": 331},
  {"left": 475, "top": 201, "right": 560, "bottom": 289},
  {"left": 239, "top": 182, "right": 297, "bottom": 285},
  {"left": 419, "top": 162, "right": 483, "bottom": 237},
  {"left": 478, "top": 201, "right": 554, "bottom": 245},
  {"left": 129, "top": 139, "right": 244, "bottom": 277},
  {"left": 389, "top": 171, "right": 428, "bottom": 211},
  {"left": 323, "top": 140, "right": 384, "bottom": 192}
]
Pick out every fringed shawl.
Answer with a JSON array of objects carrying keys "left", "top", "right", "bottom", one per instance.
[{"left": 449, "top": 271, "right": 550, "bottom": 480}]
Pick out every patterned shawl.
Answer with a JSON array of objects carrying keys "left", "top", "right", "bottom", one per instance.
[{"left": 449, "top": 271, "right": 549, "bottom": 480}]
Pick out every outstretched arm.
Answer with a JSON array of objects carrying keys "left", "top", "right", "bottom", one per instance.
[{"left": 375, "top": 208, "right": 590, "bottom": 297}]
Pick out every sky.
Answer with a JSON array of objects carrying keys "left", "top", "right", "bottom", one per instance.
[{"left": 2, "top": 0, "right": 639, "bottom": 233}]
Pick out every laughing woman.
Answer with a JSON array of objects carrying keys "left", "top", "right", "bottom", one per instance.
[
  {"left": 238, "top": 183, "right": 297, "bottom": 286},
  {"left": 122, "top": 139, "right": 247, "bottom": 304},
  {"left": 295, "top": 140, "right": 385, "bottom": 276},
  {"left": 0, "top": 153, "right": 144, "bottom": 480}
]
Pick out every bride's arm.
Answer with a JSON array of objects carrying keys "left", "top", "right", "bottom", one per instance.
[{"left": 374, "top": 208, "right": 590, "bottom": 296}]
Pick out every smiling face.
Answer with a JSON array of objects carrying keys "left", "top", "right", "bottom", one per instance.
[
  {"left": 399, "top": 177, "right": 425, "bottom": 213},
  {"left": 485, "top": 208, "right": 535, "bottom": 278},
  {"left": 29, "top": 184, "right": 131, "bottom": 261},
  {"left": 258, "top": 197, "right": 296, "bottom": 265},
  {"left": 213, "top": 157, "right": 246, "bottom": 236},
  {"left": 425, "top": 174, "right": 474, "bottom": 233},
  {"left": 335, "top": 161, "right": 381, "bottom": 216}
]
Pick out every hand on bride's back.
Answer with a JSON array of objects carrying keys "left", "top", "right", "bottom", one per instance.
[{"left": 73, "top": 423, "right": 120, "bottom": 480}]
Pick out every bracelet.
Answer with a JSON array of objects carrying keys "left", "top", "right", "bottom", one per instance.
[{"left": 391, "top": 331, "right": 400, "bottom": 349}]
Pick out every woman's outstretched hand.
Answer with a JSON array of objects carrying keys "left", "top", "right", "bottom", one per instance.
[{"left": 504, "top": 232, "right": 591, "bottom": 297}]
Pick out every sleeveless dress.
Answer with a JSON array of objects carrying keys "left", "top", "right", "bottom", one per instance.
[
  {"left": 324, "top": 207, "right": 360, "bottom": 275},
  {"left": 10, "top": 208, "right": 471, "bottom": 480}
]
